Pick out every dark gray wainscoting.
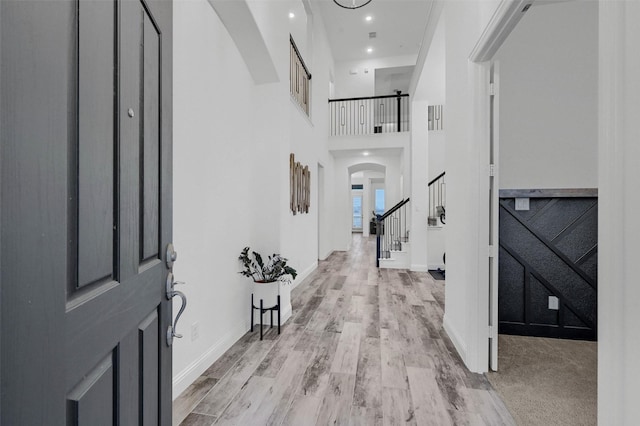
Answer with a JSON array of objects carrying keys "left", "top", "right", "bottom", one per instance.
[{"left": 498, "top": 190, "right": 597, "bottom": 340}]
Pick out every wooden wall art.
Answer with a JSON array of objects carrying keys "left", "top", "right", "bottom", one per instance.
[{"left": 290, "top": 153, "right": 310, "bottom": 215}]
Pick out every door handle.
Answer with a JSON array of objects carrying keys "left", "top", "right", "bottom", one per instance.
[{"left": 165, "top": 272, "right": 188, "bottom": 346}]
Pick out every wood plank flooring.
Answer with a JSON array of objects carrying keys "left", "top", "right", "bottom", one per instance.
[{"left": 174, "top": 235, "right": 515, "bottom": 426}]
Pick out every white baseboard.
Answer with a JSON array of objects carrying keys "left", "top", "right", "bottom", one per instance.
[
  {"left": 443, "top": 314, "right": 467, "bottom": 364},
  {"left": 172, "top": 319, "right": 247, "bottom": 400},
  {"left": 291, "top": 261, "right": 317, "bottom": 291},
  {"left": 410, "top": 264, "right": 430, "bottom": 272},
  {"left": 319, "top": 249, "right": 333, "bottom": 261},
  {"left": 428, "top": 264, "right": 446, "bottom": 270}
]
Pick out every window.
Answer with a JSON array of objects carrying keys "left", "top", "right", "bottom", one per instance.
[
  {"left": 290, "top": 35, "right": 311, "bottom": 116},
  {"left": 374, "top": 189, "right": 385, "bottom": 215}
]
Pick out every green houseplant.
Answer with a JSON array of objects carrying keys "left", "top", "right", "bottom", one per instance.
[{"left": 239, "top": 247, "right": 298, "bottom": 284}]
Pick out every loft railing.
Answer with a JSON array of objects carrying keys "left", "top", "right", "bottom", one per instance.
[
  {"left": 376, "top": 198, "right": 410, "bottom": 267},
  {"left": 428, "top": 172, "right": 445, "bottom": 225},
  {"left": 329, "top": 94, "right": 410, "bottom": 136},
  {"left": 290, "top": 35, "right": 311, "bottom": 116}
]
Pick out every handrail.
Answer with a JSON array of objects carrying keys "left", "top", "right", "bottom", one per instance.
[
  {"left": 428, "top": 172, "right": 445, "bottom": 226},
  {"left": 380, "top": 197, "right": 410, "bottom": 220},
  {"left": 376, "top": 197, "right": 411, "bottom": 267},
  {"left": 289, "top": 35, "right": 311, "bottom": 80},
  {"left": 328, "top": 93, "right": 410, "bottom": 103},
  {"left": 428, "top": 171, "right": 446, "bottom": 187}
]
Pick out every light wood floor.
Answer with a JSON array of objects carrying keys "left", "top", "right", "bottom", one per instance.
[{"left": 174, "top": 235, "right": 515, "bottom": 426}]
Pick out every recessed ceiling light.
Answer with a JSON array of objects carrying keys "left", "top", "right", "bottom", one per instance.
[
  {"left": 367, "top": 47, "right": 373, "bottom": 53},
  {"left": 363, "top": 152, "right": 370, "bottom": 156},
  {"left": 288, "top": 12, "right": 295, "bottom": 18},
  {"left": 365, "top": 15, "right": 373, "bottom": 22}
]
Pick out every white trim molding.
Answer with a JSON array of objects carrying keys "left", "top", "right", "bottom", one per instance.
[
  {"left": 469, "top": 0, "right": 532, "bottom": 62},
  {"left": 598, "top": 1, "right": 640, "bottom": 423}
]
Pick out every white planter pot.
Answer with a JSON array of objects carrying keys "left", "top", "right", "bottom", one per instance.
[{"left": 252, "top": 280, "right": 280, "bottom": 308}]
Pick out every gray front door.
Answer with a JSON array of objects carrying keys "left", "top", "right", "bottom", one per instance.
[{"left": 1, "top": 0, "right": 173, "bottom": 423}]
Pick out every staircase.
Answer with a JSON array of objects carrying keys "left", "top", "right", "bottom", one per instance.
[
  {"left": 428, "top": 172, "right": 446, "bottom": 226},
  {"left": 376, "top": 198, "right": 411, "bottom": 269},
  {"left": 428, "top": 172, "right": 446, "bottom": 272}
]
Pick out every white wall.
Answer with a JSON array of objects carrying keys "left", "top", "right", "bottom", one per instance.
[
  {"left": 334, "top": 55, "right": 417, "bottom": 98},
  {"left": 495, "top": 1, "right": 598, "bottom": 190},
  {"left": 172, "top": 0, "right": 335, "bottom": 398},
  {"left": 423, "top": 16, "right": 446, "bottom": 180},
  {"left": 281, "top": 2, "right": 336, "bottom": 290},
  {"left": 173, "top": 0, "right": 256, "bottom": 398},
  {"left": 598, "top": 1, "right": 640, "bottom": 423},
  {"left": 412, "top": 15, "right": 446, "bottom": 273},
  {"left": 441, "top": 0, "right": 500, "bottom": 373},
  {"left": 410, "top": 101, "right": 429, "bottom": 271}
]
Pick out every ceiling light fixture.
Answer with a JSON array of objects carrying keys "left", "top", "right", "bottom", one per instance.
[
  {"left": 363, "top": 152, "right": 370, "bottom": 156},
  {"left": 288, "top": 12, "right": 295, "bottom": 18},
  {"left": 367, "top": 47, "right": 373, "bottom": 53},
  {"left": 333, "top": 0, "right": 372, "bottom": 10},
  {"left": 365, "top": 15, "right": 373, "bottom": 21}
]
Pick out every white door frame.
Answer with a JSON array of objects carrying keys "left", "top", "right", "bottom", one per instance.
[
  {"left": 467, "top": 0, "right": 531, "bottom": 372},
  {"left": 488, "top": 62, "right": 500, "bottom": 371}
]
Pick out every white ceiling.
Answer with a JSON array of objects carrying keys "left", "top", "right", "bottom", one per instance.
[{"left": 314, "top": 0, "right": 432, "bottom": 63}]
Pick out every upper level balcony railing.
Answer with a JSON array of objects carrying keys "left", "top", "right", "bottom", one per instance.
[
  {"left": 329, "top": 93, "right": 410, "bottom": 136},
  {"left": 290, "top": 36, "right": 311, "bottom": 116}
]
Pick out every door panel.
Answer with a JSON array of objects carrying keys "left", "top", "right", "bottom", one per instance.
[
  {"left": 1, "top": 0, "right": 173, "bottom": 423},
  {"left": 67, "top": 352, "right": 116, "bottom": 425},
  {"left": 140, "top": 311, "right": 160, "bottom": 426},
  {"left": 142, "top": 11, "right": 161, "bottom": 262},
  {"left": 77, "top": 0, "right": 117, "bottom": 289}
]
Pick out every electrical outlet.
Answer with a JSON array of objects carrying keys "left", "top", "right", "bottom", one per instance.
[
  {"left": 548, "top": 296, "right": 559, "bottom": 310},
  {"left": 191, "top": 321, "right": 200, "bottom": 342}
]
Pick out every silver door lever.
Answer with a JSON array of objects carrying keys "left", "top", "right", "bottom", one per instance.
[{"left": 166, "top": 272, "right": 188, "bottom": 346}]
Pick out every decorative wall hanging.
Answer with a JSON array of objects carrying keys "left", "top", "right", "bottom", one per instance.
[
  {"left": 428, "top": 105, "right": 444, "bottom": 131},
  {"left": 290, "top": 154, "right": 311, "bottom": 215}
]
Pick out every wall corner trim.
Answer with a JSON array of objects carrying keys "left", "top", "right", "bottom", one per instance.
[{"left": 291, "top": 261, "right": 318, "bottom": 291}]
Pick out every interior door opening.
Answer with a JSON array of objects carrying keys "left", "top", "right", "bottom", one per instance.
[{"left": 352, "top": 193, "right": 363, "bottom": 233}]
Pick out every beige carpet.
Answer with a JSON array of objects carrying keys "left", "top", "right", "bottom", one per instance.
[{"left": 486, "top": 335, "right": 597, "bottom": 426}]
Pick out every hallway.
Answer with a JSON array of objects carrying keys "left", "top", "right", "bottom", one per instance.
[{"left": 174, "top": 235, "right": 514, "bottom": 425}]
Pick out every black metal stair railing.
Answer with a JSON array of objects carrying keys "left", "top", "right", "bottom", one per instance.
[
  {"left": 428, "top": 171, "right": 445, "bottom": 226},
  {"left": 329, "top": 93, "right": 410, "bottom": 136},
  {"left": 376, "top": 198, "right": 410, "bottom": 267},
  {"left": 290, "top": 36, "right": 311, "bottom": 116}
]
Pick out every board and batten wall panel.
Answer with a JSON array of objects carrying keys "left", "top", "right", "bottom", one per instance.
[{"left": 498, "top": 196, "right": 597, "bottom": 340}]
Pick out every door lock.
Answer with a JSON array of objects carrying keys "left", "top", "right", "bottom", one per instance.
[{"left": 166, "top": 243, "right": 178, "bottom": 269}]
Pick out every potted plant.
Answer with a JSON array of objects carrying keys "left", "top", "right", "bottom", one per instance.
[
  {"left": 238, "top": 247, "right": 297, "bottom": 284},
  {"left": 239, "top": 247, "right": 298, "bottom": 336}
]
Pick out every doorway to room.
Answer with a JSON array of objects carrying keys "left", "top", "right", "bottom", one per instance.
[
  {"left": 472, "top": 1, "right": 599, "bottom": 423},
  {"left": 352, "top": 192, "right": 363, "bottom": 232}
]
